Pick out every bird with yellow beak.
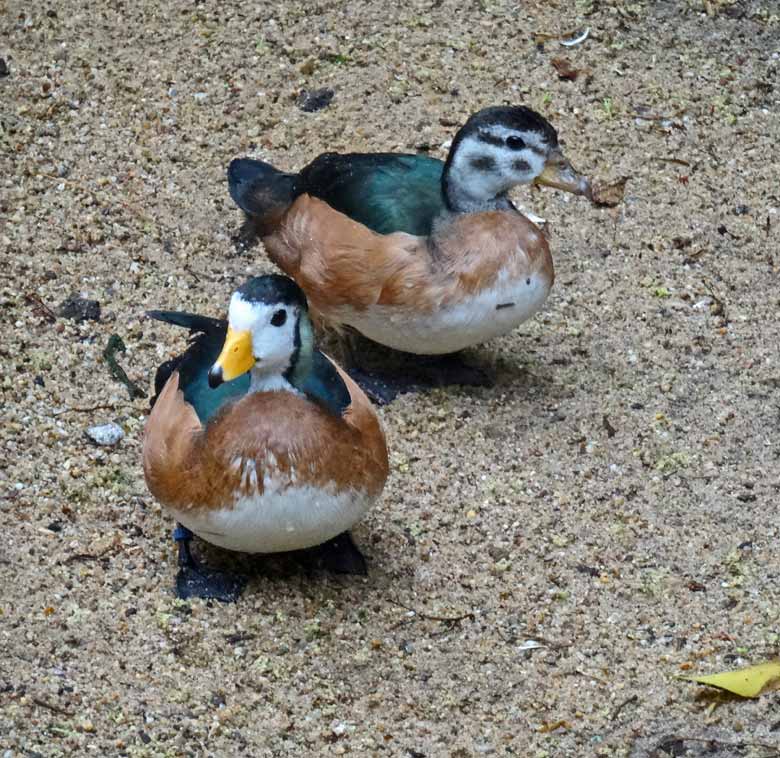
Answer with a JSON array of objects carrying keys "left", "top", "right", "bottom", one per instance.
[{"left": 143, "top": 275, "right": 389, "bottom": 601}]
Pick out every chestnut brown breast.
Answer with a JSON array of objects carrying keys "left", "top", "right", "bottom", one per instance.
[
  {"left": 143, "top": 366, "right": 388, "bottom": 515},
  {"left": 262, "top": 194, "right": 553, "bottom": 322}
]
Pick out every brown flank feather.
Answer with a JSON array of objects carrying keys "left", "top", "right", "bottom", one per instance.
[
  {"left": 143, "top": 363, "right": 388, "bottom": 514},
  {"left": 262, "top": 195, "right": 554, "bottom": 325}
]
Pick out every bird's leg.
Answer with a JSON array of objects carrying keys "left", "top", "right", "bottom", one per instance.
[
  {"left": 173, "top": 523, "right": 247, "bottom": 602},
  {"left": 174, "top": 523, "right": 197, "bottom": 568},
  {"left": 337, "top": 332, "right": 408, "bottom": 404},
  {"left": 338, "top": 329, "right": 364, "bottom": 371}
]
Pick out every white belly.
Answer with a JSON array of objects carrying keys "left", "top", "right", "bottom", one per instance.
[
  {"left": 168, "top": 484, "right": 374, "bottom": 553},
  {"left": 336, "top": 270, "right": 552, "bottom": 354}
]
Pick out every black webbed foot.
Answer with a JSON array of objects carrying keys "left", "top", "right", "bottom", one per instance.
[
  {"left": 174, "top": 524, "right": 247, "bottom": 602},
  {"left": 300, "top": 532, "right": 368, "bottom": 576},
  {"left": 175, "top": 564, "right": 248, "bottom": 603}
]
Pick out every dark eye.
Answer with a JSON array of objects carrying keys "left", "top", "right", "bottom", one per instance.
[
  {"left": 270, "top": 309, "right": 287, "bottom": 327},
  {"left": 506, "top": 135, "right": 525, "bottom": 151}
]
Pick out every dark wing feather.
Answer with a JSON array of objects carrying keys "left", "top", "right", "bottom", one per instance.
[
  {"left": 294, "top": 153, "right": 446, "bottom": 236},
  {"left": 147, "top": 310, "right": 250, "bottom": 423}
]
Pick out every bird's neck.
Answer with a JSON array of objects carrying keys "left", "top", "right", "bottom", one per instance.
[
  {"left": 441, "top": 149, "right": 515, "bottom": 214},
  {"left": 284, "top": 314, "right": 351, "bottom": 418},
  {"left": 283, "top": 312, "right": 313, "bottom": 390},
  {"left": 249, "top": 368, "right": 299, "bottom": 395},
  {"left": 442, "top": 173, "right": 514, "bottom": 213}
]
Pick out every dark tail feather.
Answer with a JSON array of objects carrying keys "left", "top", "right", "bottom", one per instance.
[
  {"left": 228, "top": 158, "right": 296, "bottom": 234},
  {"left": 147, "top": 309, "right": 226, "bottom": 336},
  {"left": 146, "top": 310, "right": 227, "bottom": 406}
]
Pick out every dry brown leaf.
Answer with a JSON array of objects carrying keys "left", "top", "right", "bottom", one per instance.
[
  {"left": 591, "top": 177, "right": 628, "bottom": 207},
  {"left": 551, "top": 57, "right": 581, "bottom": 81}
]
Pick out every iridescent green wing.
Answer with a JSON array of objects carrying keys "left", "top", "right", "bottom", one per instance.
[
  {"left": 148, "top": 311, "right": 249, "bottom": 424},
  {"left": 294, "top": 152, "right": 446, "bottom": 236}
]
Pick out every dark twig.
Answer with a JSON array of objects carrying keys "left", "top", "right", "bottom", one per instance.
[
  {"left": 64, "top": 553, "right": 102, "bottom": 564},
  {"left": 103, "top": 334, "right": 146, "bottom": 399},
  {"left": 32, "top": 696, "right": 74, "bottom": 716},
  {"left": 24, "top": 293, "right": 57, "bottom": 323},
  {"left": 702, "top": 279, "right": 729, "bottom": 323},
  {"left": 654, "top": 156, "right": 691, "bottom": 166},
  {"left": 611, "top": 694, "right": 638, "bottom": 720}
]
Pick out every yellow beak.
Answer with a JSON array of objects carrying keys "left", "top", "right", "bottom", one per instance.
[
  {"left": 534, "top": 148, "right": 592, "bottom": 199},
  {"left": 208, "top": 327, "right": 254, "bottom": 388}
]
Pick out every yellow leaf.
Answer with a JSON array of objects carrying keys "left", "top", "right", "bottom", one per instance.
[{"left": 683, "top": 661, "right": 780, "bottom": 698}]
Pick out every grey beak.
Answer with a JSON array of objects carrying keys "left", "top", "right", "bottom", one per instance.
[{"left": 535, "top": 148, "right": 592, "bottom": 199}]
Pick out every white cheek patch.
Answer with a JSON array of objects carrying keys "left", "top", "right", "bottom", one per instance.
[
  {"left": 228, "top": 293, "right": 260, "bottom": 332},
  {"left": 227, "top": 295, "right": 300, "bottom": 382},
  {"left": 451, "top": 133, "right": 546, "bottom": 196},
  {"left": 522, "top": 150, "right": 545, "bottom": 178},
  {"left": 251, "top": 306, "right": 298, "bottom": 367},
  {"left": 228, "top": 296, "right": 296, "bottom": 360},
  {"left": 451, "top": 139, "right": 513, "bottom": 199},
  {"left": 250, "top": 372, "right": 300, "bottom": 395}
]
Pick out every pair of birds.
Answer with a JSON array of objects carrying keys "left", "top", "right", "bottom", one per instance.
[{"left": 143, "top": 106, "right": 592, "bottom": 600}]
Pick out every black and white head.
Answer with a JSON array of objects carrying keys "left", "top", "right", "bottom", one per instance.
[
  {"left": 208, "top": 275, "right": 313, "bottom": 389},
  {"left": 442, "top": 105, "right": 591, "bottom": 213}
]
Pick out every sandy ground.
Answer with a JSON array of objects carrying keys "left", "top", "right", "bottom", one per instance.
[{"left": 3, "top": 0, "right": 780, "bottom": 755}]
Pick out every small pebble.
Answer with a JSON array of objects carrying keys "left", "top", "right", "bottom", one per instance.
[
  {"left": 85, "top": 423, "right": 124, "bottom": 446},
  {"left": 296, "top": 87, "right": 334, "bottom": 112},
  {"left": 58, "top": 294, "right": 101, "bottom": 322}
]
